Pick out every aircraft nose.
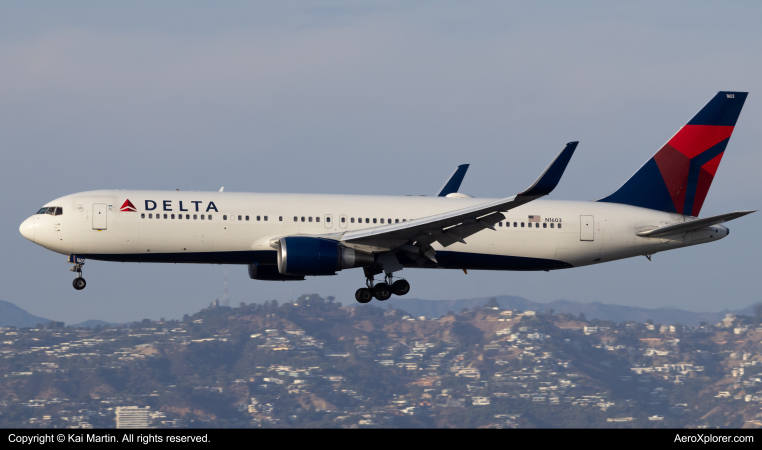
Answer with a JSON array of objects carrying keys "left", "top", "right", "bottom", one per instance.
[{"left": 19, "top": 217, "right": 35, "bottom": 242}]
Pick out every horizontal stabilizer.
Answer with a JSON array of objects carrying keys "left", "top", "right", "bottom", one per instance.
[{"left": 636, "top": 210, "right": 755, "bottom": 237}]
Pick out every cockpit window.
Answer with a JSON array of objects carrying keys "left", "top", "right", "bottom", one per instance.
[{"left": 36, "top": 207, "right": 63, "bottom": 215}]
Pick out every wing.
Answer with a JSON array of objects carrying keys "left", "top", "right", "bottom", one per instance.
[
  {"left": 636, "top": 210, "right": 755, "bottom": 237},
  {"left": 437, "top": 164, "right": 470, "bottom": 196},
  {"left": 341, "top": 142, "right": 578, "bottom": 253}
]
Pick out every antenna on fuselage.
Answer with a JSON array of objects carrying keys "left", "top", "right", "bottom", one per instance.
[{"left": 219, "top": 187, "right": 224, "bottom": 192}]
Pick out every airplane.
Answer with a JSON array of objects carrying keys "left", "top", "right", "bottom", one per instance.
[{"left": 20, "top": 91, "right": 754, "bottom": 304}]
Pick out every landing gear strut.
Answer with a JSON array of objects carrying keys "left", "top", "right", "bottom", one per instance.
[
  {"left": 354, "top": 268, "right": 410, "bottom": 303},
  {"left": 71, "top": 264, "right": 86, "bottom": 290}
]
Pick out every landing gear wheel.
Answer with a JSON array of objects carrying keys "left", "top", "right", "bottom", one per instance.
[
  {"left": 355, "top": 288, "right": 372, "bottom": 304},
  {"left": 392, "top": 279, "right": 410, "bottom": 296},
  {"left": 73, "top": 278, "right": 87, "bottom": 290},
  {"left": 373, "top": 283, "right": 392, "bottom": 301}
]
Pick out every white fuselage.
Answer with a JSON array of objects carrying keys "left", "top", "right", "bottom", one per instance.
[{"left": 19, "top": 190, "right": 729, "bottom": 273}]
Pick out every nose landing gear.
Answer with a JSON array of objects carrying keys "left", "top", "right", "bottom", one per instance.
[{"left": 71, "top": 264, "right": 86, "bottom": 290}]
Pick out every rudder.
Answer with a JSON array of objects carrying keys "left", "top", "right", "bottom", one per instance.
[{"left": 598, "top": 91, "right": 747, "bottom": 216}]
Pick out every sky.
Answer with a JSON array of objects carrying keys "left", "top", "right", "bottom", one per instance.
[{"left": 2, "top": 1, "right": 762, "bottom": 324}]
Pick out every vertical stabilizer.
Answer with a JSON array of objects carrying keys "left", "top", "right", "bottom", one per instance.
[{"left": 598, "top": 92, "right": 747, "bottom": 216}]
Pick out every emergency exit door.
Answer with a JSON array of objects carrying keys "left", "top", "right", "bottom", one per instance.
[
  {"left": 93, "top": 203, "right": 107, "bottom": 230},
  {"left": 580, "top": 215, "right": 594, "bottom": 241}
]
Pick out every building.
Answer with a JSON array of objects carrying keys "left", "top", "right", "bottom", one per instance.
[{"left": 116, "top": 406, "right": 151, "bottom": 429}]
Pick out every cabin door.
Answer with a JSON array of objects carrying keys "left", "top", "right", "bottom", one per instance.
[
  {"left": 93, "top": 203, "right": 108, "bottom": 230},
  {"left": 580, "top": 215, "right": 594, "bottom": 241}
]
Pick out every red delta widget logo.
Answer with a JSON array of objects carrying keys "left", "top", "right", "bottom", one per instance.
[
  {"left": 119, "top": 199, "right": 137, "bottom": 212},
  {"left": 121, "top": 199, "right": 219, "bottom": 213}
]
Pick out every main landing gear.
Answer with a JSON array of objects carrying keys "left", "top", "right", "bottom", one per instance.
[
  {"left": 354, "top": 273, "right": 410, "bottom": 304},
  {"left": 71, "top": 264, "right": 86, "bottom": 290}
]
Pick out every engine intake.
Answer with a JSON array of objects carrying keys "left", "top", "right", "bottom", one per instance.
[{"left": 277, "top": 237, "right": 374, "bottom": 276}]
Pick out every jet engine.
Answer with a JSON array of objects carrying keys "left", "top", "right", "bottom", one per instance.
[
  {"left": 277, "top": 237, "right": 374, "bottom": 276},
  {"left": 248, "top": 263, "right": 305, "bottom": 281}
]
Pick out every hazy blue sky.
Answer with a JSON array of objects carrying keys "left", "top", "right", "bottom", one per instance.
[{"left": 2, "top": 1, "right": 761, "bottom": 324}]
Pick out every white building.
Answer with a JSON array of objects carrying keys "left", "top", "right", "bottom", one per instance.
[{"left": 116, "top": 406, "right": 151, "bottom": 429}]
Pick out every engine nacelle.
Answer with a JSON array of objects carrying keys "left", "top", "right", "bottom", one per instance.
[
  {"left": 277, "top": 237, "right": 374, "bottom": 276},
  {"left": 248, "top": 263, "right": 305, "bottom": 281}
]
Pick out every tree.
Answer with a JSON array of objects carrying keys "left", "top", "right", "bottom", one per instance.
[{"left": 484, "top": 298, "right": 499, "bottom": 309}]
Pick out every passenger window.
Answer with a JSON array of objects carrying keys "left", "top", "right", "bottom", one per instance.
[
  {"left": 403, "top": 219, "right": 406, "bottom": 222},
  {"left": 308, "top": 217, "right": 312, "bottom": 222},
  {"left": 395, "top": 219, "right": 399, "bottom": 223},
  {"left": 208, "top": 215, "right": 212, "bottom": 220},
  {"left": 149, "top": 213, "right": 153, "bottom": 219},
  {"left": 380, "top": 218, "right": 384, "bottom": 224},
  {"left": 257, "top": 216, "right": 260, "bottom": 221},
  {"left": 543, "top": 223, "right": 547, "bottom": 228},
  {"left": 264, "top": 216, "right": 268, "bottom": 221},
  {"left": 201, "top": 215, "right": 205, "bottom": 220},
  {"left": 194, "top": 214, "right": 197, "bottom": 220},
  {"left": 351, "top": 218, "right": 355, "bottom": 223},
  {"left": 163, "top": 214, "right": 167, "bottom": 219},
  {"left": 223, "top": 215, "right": 227, "bottom": 220},
  {"left": 294, "top": 217, "right": 297, "bottom": 222},
  {"left": 301, "top": 217, "right": 305, "bottom": 222},
  {"left": 316, "top": 217, "right": 320, "bottom": 222},
  {"left": 327, "top": 217, "right": 331, "bottom": 223},
  {"left": 521, "top": 222, "right": 524, "bottom": 227},
  {"left": 558, "top": 223, "right": 562, "bottom": 229},
  {"left": 535, "top": 223, "right": 539, "bottom": 228},
  {"left": 341, "top": 217, "right": 345, "bottom": 223},
  {"left": 550, "top": 223, "right": 554, "bottom": 228},
  {"left": 498, "top": 222, "right": 502, "bottom": 227},
  {"left": 141, "top": 213, "right": 145, "bottom": 219},
  {"left": 171, "top": 214, "right": 175, "bottom": 219},
  {"left": 186, "top": 214, "right": 190, "bottom": 219}
]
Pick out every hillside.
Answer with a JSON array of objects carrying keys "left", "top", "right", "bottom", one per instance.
[
  {"left": 0, "top": 299, "right": 51, "bottom": 328},
  {"left": 373, "top": 295, "right": 754, "bottom": 326}
]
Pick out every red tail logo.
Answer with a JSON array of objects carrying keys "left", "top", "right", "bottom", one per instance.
[{"left": 120, "top": 199, "right": 137, "bottom": 212}]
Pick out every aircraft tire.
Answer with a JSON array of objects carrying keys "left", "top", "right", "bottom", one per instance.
[
  {"left": 373, "top": 283, "right": 392, "bottom": 301},
  {"left": 392, "top": 279, "right": 410, "bottom": 296},
  {"left": 356, "top": 288, "right": 372, "bottom": 303},
  {"left": 73, "top": 278, "right": 87, "bottom": 290}
]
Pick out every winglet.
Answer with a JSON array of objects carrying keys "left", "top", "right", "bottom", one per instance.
[
  {"left": 518, "top": 142, "right": 578, "bottom": 197},
  {"left": 437, "top": 164, "right": 470, "bottom": 196}
]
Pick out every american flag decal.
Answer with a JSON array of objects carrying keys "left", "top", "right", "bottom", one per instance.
[{"left": 528, "top": 215, "right": 541, "bottom": 222}]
